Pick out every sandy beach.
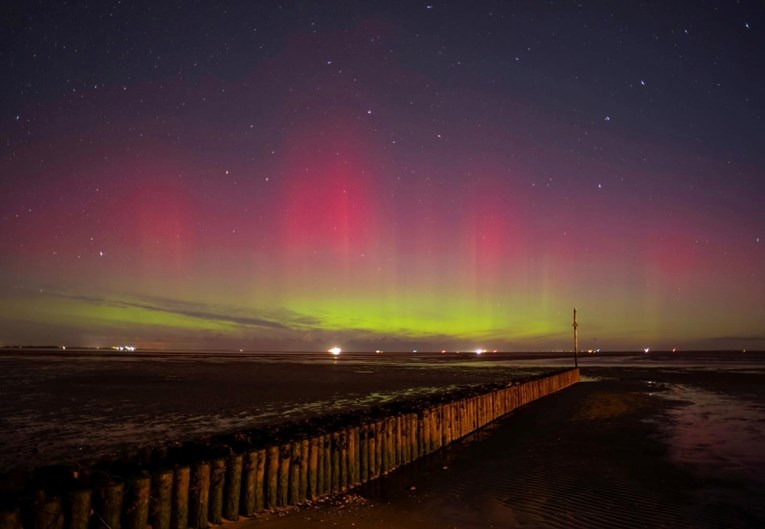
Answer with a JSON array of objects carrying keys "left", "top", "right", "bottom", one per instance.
[
  {"left": 2, "top": 351, "right": 764, "bottom": 527},
  {"left": 0, "top": 350, "right": 558, "bottom": 471},
  {"left": 226, "top": 364, "right": 765, "bottom": 528}
]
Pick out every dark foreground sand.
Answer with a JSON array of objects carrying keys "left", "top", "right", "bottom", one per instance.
[
  {"left": 228, "top": 367, "right": 765, "bottom": 528},
  {"left": 0, "top": 351, "right": 556, "bottom": 471}
]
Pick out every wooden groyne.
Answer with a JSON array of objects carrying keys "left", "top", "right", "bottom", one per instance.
[{"left": 0, "top": 368, "right": 579, "bottom": 529}]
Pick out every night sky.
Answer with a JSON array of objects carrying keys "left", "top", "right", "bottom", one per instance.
[{"left": 1, "top": 1, "right": 763, "bottom": 352}]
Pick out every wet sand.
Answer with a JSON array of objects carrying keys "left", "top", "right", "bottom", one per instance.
[
  {"left": 229, "top": 367, "right": 765, "bottom": 528},
  {"left": 0, "top": 350, "right": 557, "bottom": 471}
]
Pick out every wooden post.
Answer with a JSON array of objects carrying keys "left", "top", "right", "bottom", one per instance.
[
  {"left": 0, "top": 509, "right": 21, "bottom": 529},
  {"left": 404, "top": 413, "right": 417, "bottom": 463},
  {"left": 330, "top": 432, "right": 341, "bottom": 494},
  {"left": 208, "top": 458, "right": 225, "bottom": 524},
  {"left": 33, "top": 492, "right": 63, "bottom": 529},
  {"left": 410, "top": 413, "right": 418, "bottom": 462},
  {"left": 240, "top": 451, "right": 258, "bottom": 516},
  {"left": 312, "top": 435, "right": 325, "bottom": 499},
  {"left": 423, "top": 409, "right": 431, "bottom": 452},
  {"left": 288, "top": 442, "right": 301, "bottom": 505},
  {"left": 358, "top": 425, "right": 369, "bottom": 483},
  {"left": 189, "top": 463, "right": 210, "bottom": 529},
  {"left": 398, "top": 416, "right": 407, "bottom": 465},
  {"left": 433, "top": 406, "right": 442, "bottom": 451},
  {"left": 277, "top": 444, "right": 290, "bottom": 507},
  {"left": 395, "top": 415, "right": 406, "bottom": 468},
  {"left": 428, "top": 408, "right": 438, "bottom": 453},
  {"left": 299, "top": 439, "right": 309, "bottom": 503},
  {"left": 409, "top": 414, "right": 418, "bottom": 460},
  {"left": 379, "top": 419, "right": 389, "bottom": 475},
  {"left": 253, "top": 449, "right": 265, "bottom": 513},
  {"left": 124, "top": 474, "right": 151, "bottom": 529},
  {"left": 265, "top": 446, "right": 279, "bottom": 510},
  {"left": 387, "top": 417, "right": 396, "bottom": 471},
  {"left": 66, "top": 488, "right": 91, "bottom": 529},
  {"left": 339, "top": 430, "right": 349, "bottom": 492},
  {"left": 321, "top": 434, "right": 332, "bottom": 496},
  {"left": 446, "top": 404, "right": 454, "bottom": 444},
  {"left": 307, "top": 437, "right": 319, "bottom": 500},
  {"left": 94, "top": 479, "right": 124, "bottom": 529},
  {"left": 348, "top": 428, "right": 359, "bottom": 487},
  {"left": 367, "top": 423, "right": 377, "bottom": 480},
  {"left": 150, "top": 470, "right": 172, "bottom": 529},
  {"left": 171, "top": 466, "right": 189, "bottom": 529},
  {"left": 223, "top": 454, "right": 242, "bottom": 520}
]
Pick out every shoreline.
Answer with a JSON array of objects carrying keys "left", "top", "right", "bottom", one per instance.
[
  {"left": 227, "top": 366, "right": 765, "bottom": 528},
  {"left": 0, "top": 370, "right": 579, "bottom": 529}
]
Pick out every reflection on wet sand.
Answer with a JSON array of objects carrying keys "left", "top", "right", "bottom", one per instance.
[{"left": 231, "top": 365, "right": 765, "bottom": 529}]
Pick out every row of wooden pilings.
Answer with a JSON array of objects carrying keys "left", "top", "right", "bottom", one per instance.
[{"left": 0, "top": 369, "right": 579, "bottom": 529}]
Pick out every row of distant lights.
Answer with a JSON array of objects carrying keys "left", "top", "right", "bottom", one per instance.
[
  {"left": 329, "top": 347, "right": 494, "bottom": 355},
  {"left": 59, "top": 345, "right": 136, "bottom": 351}
]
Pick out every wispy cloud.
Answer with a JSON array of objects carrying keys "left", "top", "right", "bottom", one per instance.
[{"left": 51, "top": 291, "right": 320, "bottom": 331}]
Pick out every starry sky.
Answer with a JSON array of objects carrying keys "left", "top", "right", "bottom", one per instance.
[{"left": 1, "top": 1, "right": 763, "bottom": 352}]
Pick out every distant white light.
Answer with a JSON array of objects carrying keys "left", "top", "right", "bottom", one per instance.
[
  {"left": 475, "top": 348, "right": 484, "bottom": 355},
  {"left": 644, "top": 347, "right": 650, "bottom": 353},
  {"left": 329, "top": 347, "right": 341, "bottom": 355},
  {"left": 375, "top": 349, "right": 383, "bottom": 354}
]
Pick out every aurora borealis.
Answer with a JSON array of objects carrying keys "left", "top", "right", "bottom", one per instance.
[{"left": 1, "top": 1, "right": 763, "bottom": 352}]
